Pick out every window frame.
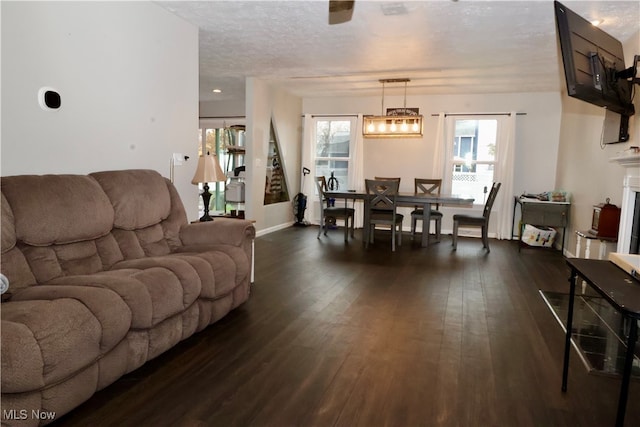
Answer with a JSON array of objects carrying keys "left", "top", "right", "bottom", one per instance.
[
  {"left": 444, "top": 115, "right": 503, "bottom": 206},
  {"left": 311, "top": 116, "right": 356, "bottom": 193}
]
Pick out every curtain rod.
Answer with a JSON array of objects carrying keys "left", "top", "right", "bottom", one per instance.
[
  {"left": 305, "top": 114, "right": 359, "bottom": 118},
  {"left": 430, "top": 112, "right": 526, "bottom": 117},
  {"left": 199, "top": 116, "right": 246, "bottom": 119}
]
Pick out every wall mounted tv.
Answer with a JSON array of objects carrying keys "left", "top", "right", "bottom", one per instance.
[{"left": 554, "top": 1, "right": 639, "bottom": 143}]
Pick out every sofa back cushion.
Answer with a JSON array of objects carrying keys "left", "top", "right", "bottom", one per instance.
[
  {"left": 90, "top": 170, "right": 171, "bottom": 230},
  {"left": 1, "top": 192, "right": 16, "bottom": 253},
  {"left": 91, "top": 170, "right": 185, "bottom": 259},
  {"left": 1, "top": 175, "right": 117, "bottom": 288},
  {"left": 1, "top": 174, "right": 115, "bottom": 246},
  {"left": 1, "top": 192, "right": 37, "bottom": 291}
]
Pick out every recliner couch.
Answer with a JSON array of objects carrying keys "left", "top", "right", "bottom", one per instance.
[{"left": 0, "top": 169, "right": 255, "bottom": 426}]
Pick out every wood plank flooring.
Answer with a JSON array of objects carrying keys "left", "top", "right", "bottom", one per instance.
[{"left": 52, "top": 226, "right": 640, "bottom": 426}]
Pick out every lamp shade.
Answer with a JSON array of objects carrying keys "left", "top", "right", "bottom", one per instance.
[{"left": 191, "top": 154, "right": 226, "bottom": 184}]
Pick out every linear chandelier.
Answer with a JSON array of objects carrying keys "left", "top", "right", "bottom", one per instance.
[{"left": 363, "top": 78, "right": 424, "bottom": 138}]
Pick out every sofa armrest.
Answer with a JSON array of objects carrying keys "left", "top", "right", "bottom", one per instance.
[{"left": 180, "top": 219, "right": 255, "bottom": 247}]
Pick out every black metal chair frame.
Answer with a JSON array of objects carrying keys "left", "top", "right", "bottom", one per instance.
[
  {"left": 315, "top": 176, "right": 355, "bottom": 242},
  {"left": 452, "top": 182, "right": 501, "bottom": 252}
]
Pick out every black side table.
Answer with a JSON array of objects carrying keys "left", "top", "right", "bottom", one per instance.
[{"left": 563, "top": 258, "right": 640, "bottom": 427}]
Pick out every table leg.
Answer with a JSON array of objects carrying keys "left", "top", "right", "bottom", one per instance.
[
  {"left": 363, "top": 199, "right": 370, "bottom": 247},
  {"left": 615, "top": 318, "right": 638, "bottom": 427},
  {"left": 562, "top": 267, "right": 578, "bottom": 392},
  {"left": 421, "top": 203, "right": 432, "bottom": 247}
]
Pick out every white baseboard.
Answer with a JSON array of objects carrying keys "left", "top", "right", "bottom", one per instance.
[{"left": 256, "top": 221, "right": 295, "bottom": 237}]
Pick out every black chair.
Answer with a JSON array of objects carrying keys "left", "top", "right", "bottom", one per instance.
[
  {"left": 410, "top": 178, "right": 443, "bottom": 242},
  {"left": 452, "top": 182, "right": 501, "bottom": 252},
  {"left": 315, "top": 176, "right": 355, "bottom": 242},
  {"left": 365, "top": 179, "right": 403, "bottom": 251}
]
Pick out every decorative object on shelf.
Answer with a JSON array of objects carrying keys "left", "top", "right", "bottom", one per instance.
[
  {"left": 363, "top": 78, "right": 424, "bottom": 138},
  {"left": 590, "top": 198, "right": 621, "bottom": 239},
  {"left": 191, "top": 153, "right": 226, "bottom": 222}
]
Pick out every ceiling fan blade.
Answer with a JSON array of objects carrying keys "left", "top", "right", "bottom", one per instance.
[{"left": 329, "top": 0, "right": 355, "bottom": 25}]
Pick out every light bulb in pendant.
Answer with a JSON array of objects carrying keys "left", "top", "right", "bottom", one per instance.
[
  {"left": 412, "top": 120, "right": 420, "bottom": 132},
  {"left": 390, "top": 121, "right": 397, "bottom": 132},
  {"left": 401, "top": 120, "right": 408, "bottom": 132},
  {"left": 378, "top": 122, "right": 386, "bottom": 132},
  {"left": 367, "top": 121, "right": 375, "bottom": 132}
]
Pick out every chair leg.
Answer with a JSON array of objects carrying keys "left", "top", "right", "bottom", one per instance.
[
  {"left": 344, "top": 218, "right": 348, "bottom": 242},
  {"left": 391, "top": 225, "right": 396, "bottom": 252},
  {"left": 435, "top": 218, "right": 441, "bottom": 242},
  {"left": 317, "top": 213, "right": 323, "bottom": 239},
  {"left": 411, "top": 217, "right": 416, "bottom": 238},
  {"left": 398, "top": 222, "right": 402, "bottom": 247},
  {"left": 482, "top": 225, "right": 490, "bottom": 252},
  {"left": 452, "top": 220, "right": 458, "bottom": 250}
]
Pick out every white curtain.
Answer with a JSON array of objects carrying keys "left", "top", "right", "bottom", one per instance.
[
  {"left": 301, "top": 114, "right": 316, "bottom": 224},
  {"left": 433, "top": 112, "right": 452, "bottom": 193},
  {"left": 494, "top": 112, "right": 517, "bottom": 240},
  {"left": 432, "top": 112, "right": 446, "bottom": 179},
  {"left": 348, "top": 114, "right": 365, "bottom": 227},
  {"left": 301, "top": 114, "right": 314, "bottom": 196}
]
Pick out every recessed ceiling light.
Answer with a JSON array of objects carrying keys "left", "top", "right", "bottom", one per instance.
[
  {"left": 212, "top": 88, "right": 222, "bottom": 93},
  {"left": 591, "top": 19, "right": 604, "bottom": 27}
]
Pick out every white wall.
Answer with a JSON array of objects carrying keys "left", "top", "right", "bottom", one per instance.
[
  {"left": 556, "top": 30, "right": 640, "bottom": 255},
  {"left": 304, "top": 92, "right": 562, "bottom": 235},
  {"left": 1, "top": 2, "right": 200, "bottom": 219},
  {"left": 200, "top": 99, "right": 245, "bottom": 118},
  {"left": 245, "top": 78, "right": 302, "bottom": 233}
]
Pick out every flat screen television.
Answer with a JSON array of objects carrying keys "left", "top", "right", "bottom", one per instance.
[{"left": 554, "top": 1, "right": 637, "bottom": 143}]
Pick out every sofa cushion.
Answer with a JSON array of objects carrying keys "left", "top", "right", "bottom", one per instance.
[
  {"left": 0, "top": 247, "right": 37, "bottom": 292},
  {"left": 48, "top": 265, "right": 199, "bottom": 329},
  {"left": 1, "top": 192, "right": 16, "bottom": 253},
  {"left": 1, "top": 174, "right": 115, "bottom": 246},
  {"left": 110, "top": 257, "right": 201, "bottom": 307},
  {"left": 0, "top": 297, "right": 121, "bottom": 393},
  {"left": 10, "top": 285, "right": 132, "bottom": 354},
  {"left": 112, "top": 224, "right": 171, "bottom": 260},
  {"left": 90, "top": 170, "right": 171, "bottom": 231},
  {"left": 170, "top": 247, "right": 247, "bottom": 299}
]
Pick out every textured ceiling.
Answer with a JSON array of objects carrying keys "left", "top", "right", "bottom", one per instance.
[{"left": 156, "top": 0, "right": 640, "bottom": 103}]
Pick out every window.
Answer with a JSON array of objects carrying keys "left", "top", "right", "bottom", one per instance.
[
  {"left": 447, "top": 117, "right": 499, "bottom": 205},
  {"left": 313, "top": 118, "right": 353, "bottom": 191}
]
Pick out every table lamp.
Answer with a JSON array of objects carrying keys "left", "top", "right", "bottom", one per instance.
[{"left": 191, "top": 153, "right": 226, "bottom": 221}]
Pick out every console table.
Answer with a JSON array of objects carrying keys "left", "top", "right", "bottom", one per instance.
[
  {"left": 512, "top": 196, "right": 570, "bottom": 251},
  {"left": 563, "top": 258, "right": 640, "bottom": 427}
]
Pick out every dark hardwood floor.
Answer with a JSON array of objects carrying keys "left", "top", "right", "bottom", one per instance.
[{"left": 53, "top": 226, "right": 639, "bottom": 426}]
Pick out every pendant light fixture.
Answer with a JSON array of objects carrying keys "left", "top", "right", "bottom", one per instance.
[{"left": 363, "top": 78, "right": 424, "bottom": 138}]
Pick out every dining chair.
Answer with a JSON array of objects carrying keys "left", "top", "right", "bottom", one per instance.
[
  {"left": 315, "top": 176, "right": 355, "bottom": 242},
  {"left": 410, "top": 178, "right": 443, "bottom": 242},
  {"left": 365, "top": 179, "right": 403, "bottom": 251},
  {"left": 374, "top": 177, "right": 401, "bottom": 185},
  {"left": 452, "top": 182, "right": 501, "bottom": 252}
]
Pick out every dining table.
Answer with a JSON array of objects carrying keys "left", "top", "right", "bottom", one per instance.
[{"left": 324, "top": 189, "right": 475, "bottom": 247}]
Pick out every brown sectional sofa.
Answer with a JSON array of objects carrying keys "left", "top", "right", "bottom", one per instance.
[{"left": 0, "top": 169, "right": 255, "bottom": 426}]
